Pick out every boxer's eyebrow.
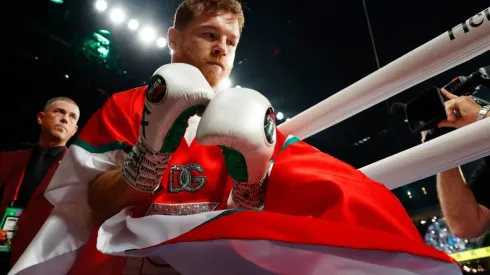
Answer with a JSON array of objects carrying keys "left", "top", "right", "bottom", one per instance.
[{"left": 198, "top": 25, "right": 239, "bottom": 40}]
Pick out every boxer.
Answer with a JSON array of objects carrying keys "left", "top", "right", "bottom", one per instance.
[
  {"left": 63, "top": 63, "right": 281, "bottom": 275},
  {"left": 9, "top": 0, "right": 460, "bottom": 274}
]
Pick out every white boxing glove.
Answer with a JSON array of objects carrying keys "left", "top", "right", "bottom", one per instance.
[
  {"left": 122, "top": 63, "right": 214, "bottom": 193},
  {"left": 196, "top": 88, "right": 276, "bottom": 209}
]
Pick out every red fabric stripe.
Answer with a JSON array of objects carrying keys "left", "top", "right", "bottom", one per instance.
[
  {"left": 161, "top": 210, "right": 455, "bottom": 264},
  {"left": 154, "top": 135, "right": 456, "bottom": 265},
  {"left": 78, "top": 87, "right": 145, "bottom": 148}
]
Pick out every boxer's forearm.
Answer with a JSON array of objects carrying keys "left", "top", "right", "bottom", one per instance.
[
  {"left": 437, "top": 168, "right": 490, "bottom": 239},
  {"left": 229, "top": 176, "right": 267, "bottom": 210},
  {"left": 88, "top": 167, "right": 151, "bottom": 226},
  {"left": 88, "top": 64, "right": 215, "bottom": 225}
]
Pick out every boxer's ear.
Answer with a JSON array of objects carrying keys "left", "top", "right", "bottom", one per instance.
[{"left": 167, "top": 27, "right": 180, "bottom": 51}]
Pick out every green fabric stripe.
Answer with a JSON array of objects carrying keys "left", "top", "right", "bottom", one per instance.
[
  {"left": 73, "top": 139, "right": 132, "bottom": 154},
  {"left": 196, "top": 208, "right": 250, "bottom": 228},
  {"left": 279, "top": 135, "right": 300, "bottom": 153}
]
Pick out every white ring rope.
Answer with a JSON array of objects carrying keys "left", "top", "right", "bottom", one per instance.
[
  {"left": 278, "top": 7, "right": 490, "bottom": 189},
  {"left": 359, "top": 118, "right": 490, "bottom": 190},
  {"left": 278, "top": 7, "right": 490, "bottom": 140}
]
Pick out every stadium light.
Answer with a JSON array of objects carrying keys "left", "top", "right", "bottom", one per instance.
[
  {"left": 93, "top": 2, "right": 176, "bottom": 51},
  {"left": 95, "top": 0, "right": 107, "bottom": 12},
  {"left": 128, "top": 19, "right": 139, "bottom": 31},
  {"left": 276, "top": 112, "right": 284, "bottom": 120},
  {"left": 109, "top": 8, "right": 125, "bottom": 24},
  {"left": 156, "top": 37, "right": 167, "bottom": 48},
  {"left": 140, "top": 26, "right": 156, "bottom": 43}
]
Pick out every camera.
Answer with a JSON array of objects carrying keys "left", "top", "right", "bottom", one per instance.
[{"left": 390, "top": 66, "right": 490, "bottom": 140}]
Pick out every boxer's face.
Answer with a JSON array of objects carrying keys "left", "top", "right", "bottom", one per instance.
[
  {"left": 169, "top": 11, "right": 240, "bottom": 90},
  {"left": 37, "top": 100, "right": 79, "bottom": 143}
]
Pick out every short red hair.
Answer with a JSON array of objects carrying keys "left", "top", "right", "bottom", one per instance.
[{"left": 174, "top": 0, "right": 245, "bottom": 33}]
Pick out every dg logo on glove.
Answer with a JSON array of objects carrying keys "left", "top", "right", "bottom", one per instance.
[
  {"left": 264, "top": 107, "right": 276, "bottom": 145},
  {"left": 146, "top": 75, "right": 168, "bottom": 104}
]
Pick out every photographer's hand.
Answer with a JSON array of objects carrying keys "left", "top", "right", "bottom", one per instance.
[
  {"left": 420, "top": 130, "right": 427, "bottom": 143},
  {"left": 438, "top": 89, "right": 482, "bottom": 128}
]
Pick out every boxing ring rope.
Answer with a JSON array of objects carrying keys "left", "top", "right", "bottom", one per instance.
[
  {"left": 278, "top": 7, "right": 490, "bottom": 188},
  {"left": 279, "top": 7, "right": 490, "bottom": 138},
  {"left": 360, "top": 118, "right": 490, "bottom": 190}
]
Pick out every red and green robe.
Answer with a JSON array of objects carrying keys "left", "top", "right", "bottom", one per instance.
[{"left": 9, "top": 87, "right": 460, "bottom": 275}]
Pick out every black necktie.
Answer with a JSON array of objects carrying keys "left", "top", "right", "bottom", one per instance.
[{"left": 16, "top": 150, "right": 47, "bottom": 207}]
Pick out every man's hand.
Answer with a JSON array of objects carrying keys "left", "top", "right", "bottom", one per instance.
[
  {"left": 88, "top": 63, "right": 214, "bottom": 225},
  {"left": 197, "top": 88, "right": 276, "bottom": 210},
  {"left": 438, "top": 88, "right": 482, "bottom": 129},
  {"left": 420, "top": 130, "right": 428, "bottom": 143},
  {"left": 122, "top": 63, "right": 215, "bottom": 193}
]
